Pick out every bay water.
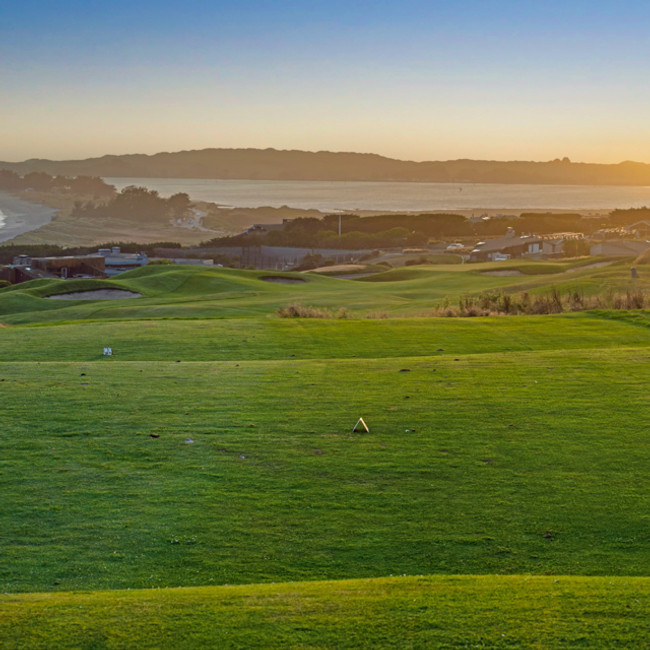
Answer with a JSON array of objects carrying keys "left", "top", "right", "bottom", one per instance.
[{"left": 105, "top": 177, "right": 650, "bottom": 212}]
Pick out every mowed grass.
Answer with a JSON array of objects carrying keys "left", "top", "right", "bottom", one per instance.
[
  {"left": 0, "top": 264, "right": 515, "bottom": 324},
  {"left": 1, "top": 576, "right": 648, "bottom": 649},
  {"left": 1, "top": 348, "right": 648, "bottom": 594},
  {"left": 0, "top": 259, "right": 643, "bottom": 324},
  {"left": 1, "top": 263, "right": 649, "bottom": 646},
  {"left": 2, "top": 311, "right": 650, "bottom": 361}
]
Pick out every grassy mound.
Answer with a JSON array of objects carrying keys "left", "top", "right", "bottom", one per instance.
[
  {"left": 2, "top": 312, "right": 650, "bottom": 362},
  {"left": 1, "top": 260, "right": 648, "bottom": 646},
  {"left": 1, "top": 575, "right": 648, "bottom": 648},
  {"left": 0, "top": 260, "right": 647, "bottom": 324}
]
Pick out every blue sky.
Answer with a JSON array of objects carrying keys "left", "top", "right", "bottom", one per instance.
[{"left": 2, "top": 1, "right": 650, "bottom": 162}]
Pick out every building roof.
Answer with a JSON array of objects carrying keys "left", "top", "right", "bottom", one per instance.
[{"left": 472, "top": 233, "right": 542, "bottom": 254}]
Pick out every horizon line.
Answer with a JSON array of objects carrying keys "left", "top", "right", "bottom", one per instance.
[{"left": 2, "top": 147, "right": 649, "bottom": 167}]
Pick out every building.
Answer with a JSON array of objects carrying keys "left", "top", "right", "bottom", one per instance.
[
  {"left": 0, "top": 254, "right": 106, "bottom": 284},
  {"left": 0, "top": 246, "right": 148, "bottom": 284},
  {"left": 151, "top": 258, "right": 214, "bottom": 267},
  {"left": 470, "top": 229, "right": 545, "bottom": 262},
  {"left": 539, "top": 232, "right": 583, "bottom": 257},
  {"left": 469, "top": 229, "right": 581, "bottom": 262},
  {"left": 590, "top": 240, "right": 650, "bottom": 257},
  {"left": 94, "top": 247, "right": 147, "bottom": 276}
]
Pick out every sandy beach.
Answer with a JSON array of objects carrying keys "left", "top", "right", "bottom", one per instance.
[{"left": 0, "top": 191, "right": 56, "bottom": 243}]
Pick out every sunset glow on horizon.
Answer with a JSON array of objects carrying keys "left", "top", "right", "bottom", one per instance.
[{"left": 2, "top": 0, "right": 650, "bottom": 164}]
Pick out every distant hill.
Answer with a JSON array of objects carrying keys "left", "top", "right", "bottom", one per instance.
[{"left": 3, "top": 148, "right": 650, "bottom": 185}]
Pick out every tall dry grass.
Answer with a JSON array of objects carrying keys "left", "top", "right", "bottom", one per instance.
[
  {"left": 276, "top": 303, "right": 349, "bottom": 319},
  {"left": 429, "top": 288, "right": 646, "bottom": 317},
  {"left": 276, "top": 289, "right": 647, "bottom": 319}
]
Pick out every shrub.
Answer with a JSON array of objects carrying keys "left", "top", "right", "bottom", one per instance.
[
  {"left": 293, "top": 253, "right": 324, "bottom": 271},
  {"left": 626, "top": 290, "right": 644, "bottom": 309},
  {"left": 277, "top": 288, "right": 650, "bottom": 320},
  {"left": 435, "top": 287, "right": 650, "bottom": 318},
  {"left": 276, "top": 303, "right": 349, "bottom": 319}
]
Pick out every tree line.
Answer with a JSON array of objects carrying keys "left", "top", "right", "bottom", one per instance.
[
  {"left": 0, "top": 170, "right": 114, "bottom": 197},
  {"left": 71, "top": 186, "right": 191, "bottom": 223},
  {"left": 0, "top": 171, "right": 191, "bottom": 224},
  {"left": 201, "top": 208, "right": 650, "bottom": 250}
]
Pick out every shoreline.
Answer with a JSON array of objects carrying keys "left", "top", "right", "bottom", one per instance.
[{"left": 0, "top": 191, "right": 57, "bottom": 244}]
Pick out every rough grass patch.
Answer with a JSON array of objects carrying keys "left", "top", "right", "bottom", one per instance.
[
  {"left": 431, "top": 288, "right": 650, "bottom": 317},
  {"left": 276, "top": 302, "right": 348, "bottom": 318}
]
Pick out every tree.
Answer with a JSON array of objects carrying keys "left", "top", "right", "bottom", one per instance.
[
  {"left": 0, "top": 170, "right": 21, "bottom": 190},
  {"left": 69, "top": 176, "right": 115, "bottom": 197},
  {"left": 167, "top": 193, "right": 191, "bottom": 219},
  {"left": 294, "top": 253, "right": 324, "bottom": 270},
  {"left": 23, "top": 172, "right": 53, "bottom": 191},
  {"left": 112, "top": 186, "right": 166, "bottom": 222},
  {"left": 562, "top": 239, "right": 590, "bottom": 257}
]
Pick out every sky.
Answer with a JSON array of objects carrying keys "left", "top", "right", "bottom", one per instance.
[{"left": 2, "top": 0, "right": 650, "bottom": 163}]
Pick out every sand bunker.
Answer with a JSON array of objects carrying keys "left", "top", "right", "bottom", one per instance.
[
  {"left": 481, "top": 270, "right": 524, "bottom": 276},
  {"left": 47, "top": 289, "right": 142, "bottom": 300},
  {"left": 308, "top": 264, "right": 366, "bottom": 274},
  {"left": 260, "top": 276, "right": 305, "bottom": 284}
]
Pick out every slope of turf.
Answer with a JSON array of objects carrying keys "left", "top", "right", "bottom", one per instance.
[
  {"left": 1, "top": 311, "right": 650, "bottom": 362},
  {"left": 0, "top": 260, "right": 644, "bottom": 324},
  {"left": 1, "top": 576, "right": 648, "bottom": 649},
  {"left": 356, "top": 257, "right": 604, "bottom": 282},
  {"left": 2, "top": 261, "right": 648, "bottom": 646},
  {"left": 2, "top": 348, "right": 648, "bottom": 593}
]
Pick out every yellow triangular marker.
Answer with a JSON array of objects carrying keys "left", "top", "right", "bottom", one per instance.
[{"left": 353, "top": 417, "right": 369, "bottom": 433}]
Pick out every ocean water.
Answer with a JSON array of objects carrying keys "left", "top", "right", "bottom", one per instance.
[
  {"left": 104, "top": 177, "right": 650, "bottom": 212},
  {"left": 0, "top": 192, "right": 57, "bottom": 242}
]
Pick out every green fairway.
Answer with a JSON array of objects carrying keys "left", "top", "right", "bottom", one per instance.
[
  {"left": 1, "top": 575, "right": 648, "bottom": 649},
  {"left": 2, "top": 348, "right": 648, "bottom": 593},
  {"left": 1, "top": 262, "right": 649, "bottom": 647},
  {"left": 0, "top": 258, "right": 644, "bottom": 324},
  {"left": 1, "top": 311, "right": 650, "bottom": 362}
]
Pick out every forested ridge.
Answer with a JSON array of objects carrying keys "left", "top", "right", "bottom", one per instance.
[{"left": 3, "top": 148, "right": 650, "bottom": 185}]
